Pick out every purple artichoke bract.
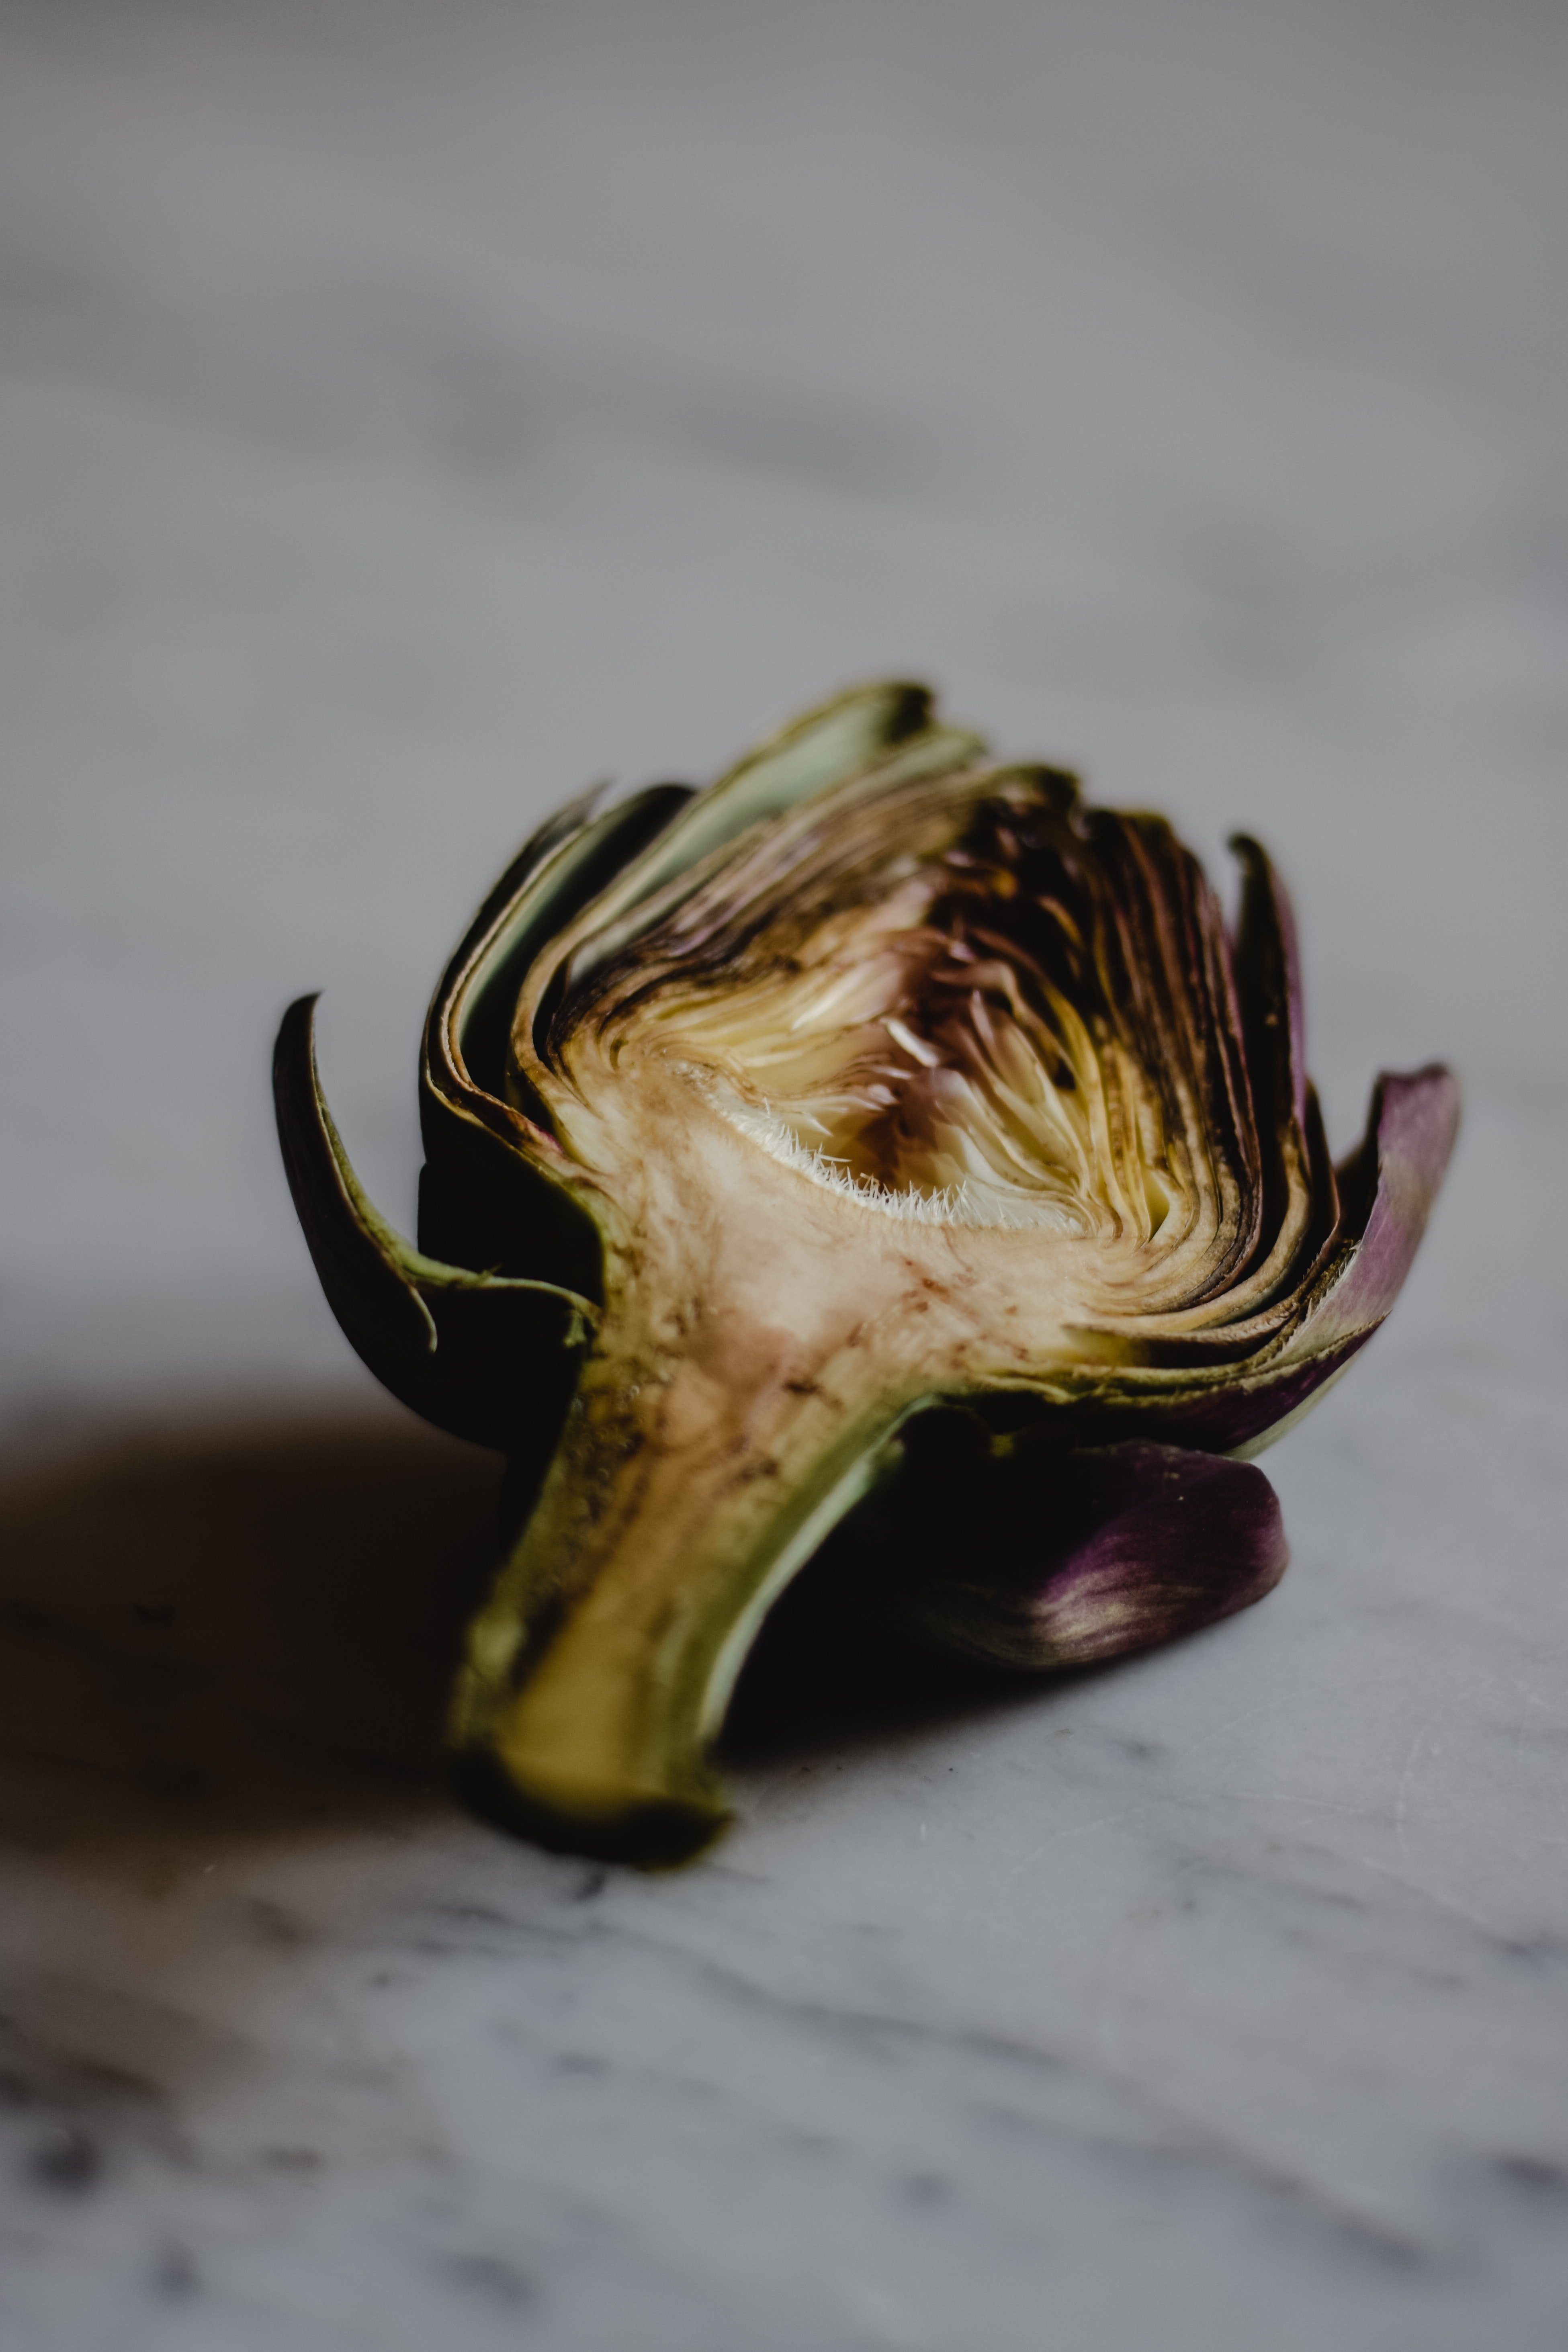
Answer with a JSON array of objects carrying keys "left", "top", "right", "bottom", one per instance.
[{"left": 274, "top": 682, "right": 1458, "bottom": 1863}]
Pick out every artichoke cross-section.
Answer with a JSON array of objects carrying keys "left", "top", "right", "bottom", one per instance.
[{"left": 275, "top": 682, "right": 1457, "bottom": 1863}]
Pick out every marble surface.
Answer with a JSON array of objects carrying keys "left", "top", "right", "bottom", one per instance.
[{"left": 2, "top": 3, "right": 1566, "bottom": 2345}]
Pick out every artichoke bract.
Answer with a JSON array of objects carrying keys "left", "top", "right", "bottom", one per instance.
[{"left": 274, "top": 683, "right": 1457, "bottom": 1863}]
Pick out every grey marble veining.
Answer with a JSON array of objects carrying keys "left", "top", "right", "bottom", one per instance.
[{"left": 2, "top": 2, "right": 1566, "bottom": 2346}]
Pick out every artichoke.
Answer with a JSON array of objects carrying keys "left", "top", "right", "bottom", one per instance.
[{"left": 274, "top": 683, "right": 1457, "bottom": 1863}]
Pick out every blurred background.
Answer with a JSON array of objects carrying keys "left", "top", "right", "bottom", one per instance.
[
  {"left": 4, "top": 0, "right": 1562, "bottom": 1431},
  {"left": 1, "top": 4, "right": 1565, "bottom": 2348}
]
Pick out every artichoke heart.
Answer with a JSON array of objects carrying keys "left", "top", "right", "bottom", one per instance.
[{"left": 275, "top": 682, "right": 1458, "bottom": 1863}]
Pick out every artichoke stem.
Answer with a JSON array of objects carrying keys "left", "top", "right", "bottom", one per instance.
[{"left": 447, "top": 1255, "right": 902, "bottom": 1865}]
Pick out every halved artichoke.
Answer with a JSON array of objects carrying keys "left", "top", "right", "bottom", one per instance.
[{"left": 274, "top": 683, "right": 1457, "bottom": 1863}]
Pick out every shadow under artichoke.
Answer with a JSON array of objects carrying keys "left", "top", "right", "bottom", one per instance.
[
  {"left": 0, "top": 1407, "right": 503, "bottom": 1851},
  {"left": 0, "top": 1402, "right": 1115, "bottom": 1855}
]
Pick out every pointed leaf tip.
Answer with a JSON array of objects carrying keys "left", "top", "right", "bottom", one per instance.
[
  {"left": 273, "top": 995, "right": 594, "bottom": 1450},
  {"left": 1290, "top": 1061, "right": 1461, "bottom": 1361}
]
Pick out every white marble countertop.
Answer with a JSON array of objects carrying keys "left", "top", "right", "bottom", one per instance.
[{"left": 2, "top": 4, "right": 1566, "bottom": 2345}]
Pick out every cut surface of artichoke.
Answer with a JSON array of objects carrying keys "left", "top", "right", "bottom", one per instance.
[{"left": 275, "top": 682, "right": 1458, "bottom": 1863}]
